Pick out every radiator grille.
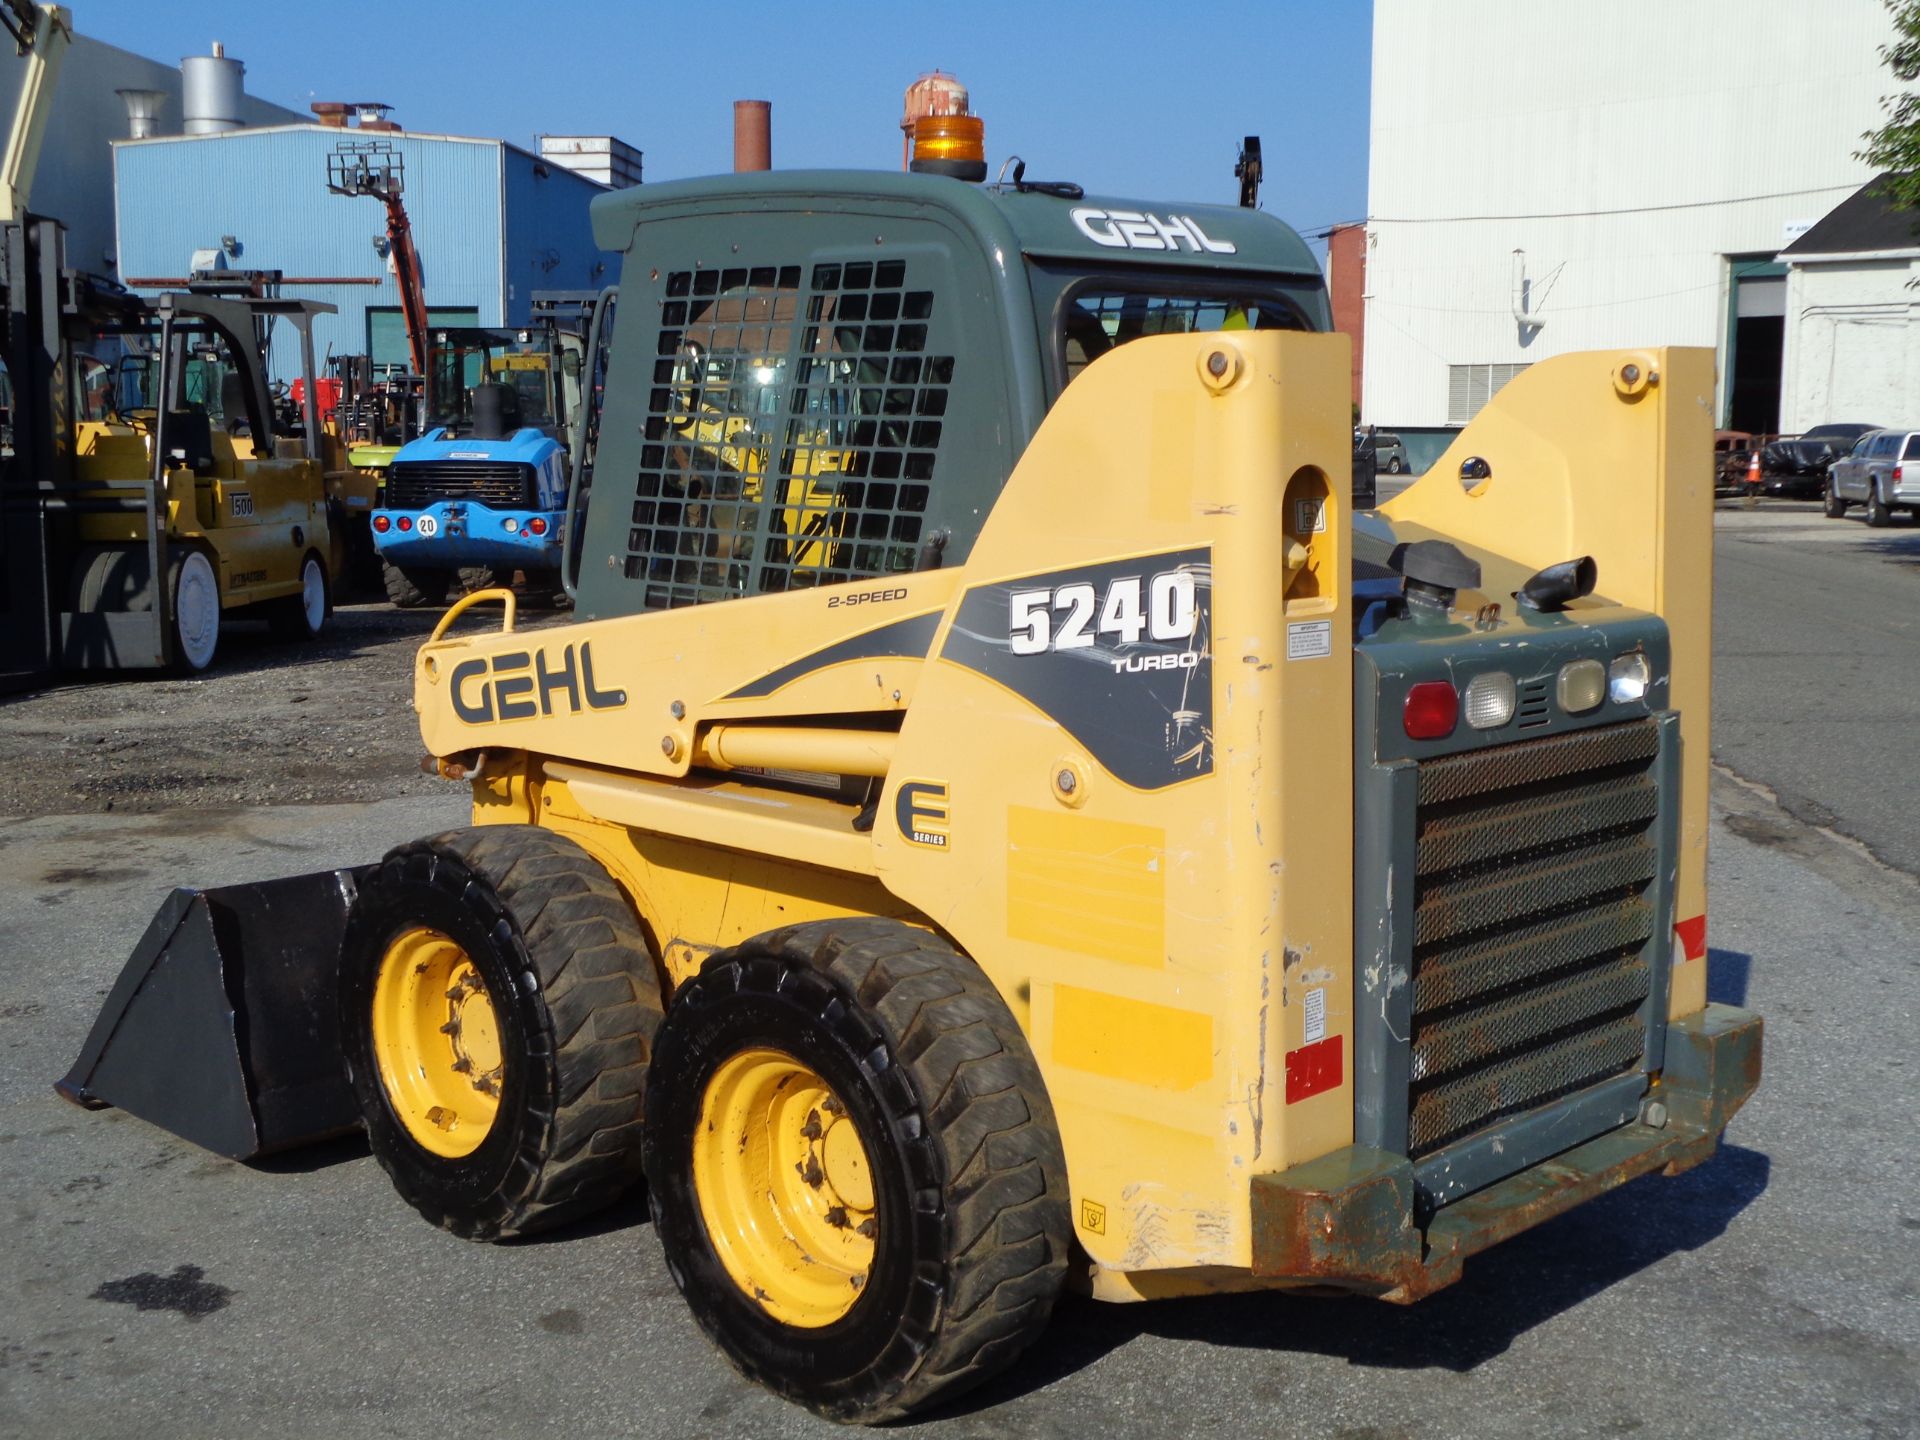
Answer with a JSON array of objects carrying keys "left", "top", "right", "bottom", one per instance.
[
  {"left": 387, "top": 461, "right": 536, "bottom": 510},
  {"left": 1407, "top": 718, "right": 1660, "bottom": 1158}
]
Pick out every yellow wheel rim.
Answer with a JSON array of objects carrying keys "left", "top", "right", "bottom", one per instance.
[
  {"left": 370, "top": 927, "right": 503, "bottom": 1158},
  {"left": 691, "top": 1047, "right": 879, "bottom": 1328}
]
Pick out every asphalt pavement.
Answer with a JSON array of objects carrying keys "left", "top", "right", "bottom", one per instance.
[
  {"left": 1711, "top": 500, "right": 1920, "bottom": 877},
  {"left": 1, "top": 496, "right": 1917, "bottom": 1439}
]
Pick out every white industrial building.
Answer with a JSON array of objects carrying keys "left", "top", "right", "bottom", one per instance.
[
  {"left": 1778, "top": 179, "right": 1920, "bottom": 431},
  {"left": 1363, "top": 0, "right": 1905, "bottom": 454}
]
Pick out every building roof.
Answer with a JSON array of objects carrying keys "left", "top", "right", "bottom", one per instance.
[
  {"left": 114, "top": 122, "right": 604, "bottom": 185},
  {"left": 1781, "top": 174, "right": 1920, "bottom": 258}
]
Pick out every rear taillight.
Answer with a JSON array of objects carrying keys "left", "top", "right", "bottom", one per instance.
[
  {"left": 1895, "top": 465, "right": 1904, "bottom": 483},
  {"left": 527, "top": 516, "right": 549, "bottom": 536},
  {"left": 372, "top": 514, "right": 390, "bottom": 533},
  {"left": 1403, "top": 681, "right": 1458, "bottom": 739}
]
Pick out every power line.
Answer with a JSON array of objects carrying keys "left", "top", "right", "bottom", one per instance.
[{"left": 1366, "top": 182, "right": 1861, "bottom": 225}]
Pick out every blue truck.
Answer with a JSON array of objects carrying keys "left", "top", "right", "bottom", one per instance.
[{"left": 372, "top": 296, "right": 596, "bottom": 607}]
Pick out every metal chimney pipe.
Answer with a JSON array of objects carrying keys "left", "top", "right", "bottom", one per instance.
[
  {"left": 181, "top": 43, "right": 246, "bottom": 135},
  {"left": 733, "top": 100, "right": 770, "bottom": 172},
  {"left": 117, "top": 88, "right": 169, "bottom": 140}
]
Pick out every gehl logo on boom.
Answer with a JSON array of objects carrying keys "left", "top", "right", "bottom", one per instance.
[{"left": 450, "top": 642, "right": 627, "bottom": 724}]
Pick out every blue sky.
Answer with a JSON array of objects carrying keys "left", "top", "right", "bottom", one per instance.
[{"left": 78, "top": 0, "right": 1372, "bottom": 243}]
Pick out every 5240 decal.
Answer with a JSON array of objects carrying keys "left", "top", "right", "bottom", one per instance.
[
  {"left": 940, "top": 548, "right": 1213, "bottom": 790},
  {"left": 1007, "top": 571, "right": 1197, "bottom": 658}
]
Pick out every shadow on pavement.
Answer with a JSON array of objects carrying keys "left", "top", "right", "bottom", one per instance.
[
  {"left": 1707, "top": 947, "right": 1752, "bottom": 1007},
  {"left": 1859, "top": 530, "right": 1920, "bottom": 564},
  {"left": 249, "top": 1130, "right": 372, "bottom": 1173},
  {"left": 943, "top": 1143, "right": 1770, "bottom": 1419},
  {"left": 513, "top": 1183, "right": 655, "bottom": 1246}
]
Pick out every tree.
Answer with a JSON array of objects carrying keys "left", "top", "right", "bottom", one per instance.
[{"left": 1858, "top": 0, "right": 1920, "bottom": 211}]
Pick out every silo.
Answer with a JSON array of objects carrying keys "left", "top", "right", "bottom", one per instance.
[{"left": 181, "top": 42, "right": 245, "bottom": 135}]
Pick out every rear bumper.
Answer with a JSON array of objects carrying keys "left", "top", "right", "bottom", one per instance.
[
  {"left": 1249, "top": 1003, "right": 1761, "bottom": 1302},
  {"left": 373, "top": 502, "right": 564, "bottom": 569}
]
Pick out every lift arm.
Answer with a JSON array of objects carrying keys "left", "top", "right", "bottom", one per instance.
[
  {"left": 0, "top": 1, "right": 72, "bottom": 224},
  {"left": 327, "top": 141, "right": 430, "bottom": 378}
]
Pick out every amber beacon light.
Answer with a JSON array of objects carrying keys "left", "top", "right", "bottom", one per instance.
[{"left": 910, "top": 114, "right": 986, "bottom": 181}]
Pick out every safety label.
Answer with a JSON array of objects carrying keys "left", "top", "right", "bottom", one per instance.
[
  {"left": 1286, "top": 619, "right": 1332, "bottom": 661},
  {"left": 1294, "top": 497, "right": 1326, "bottom": 534},
  {"left": 1303, "top": 986, "right": 1327, "bottom": 1044}
]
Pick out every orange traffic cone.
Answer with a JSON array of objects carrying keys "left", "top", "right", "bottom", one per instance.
[{"left": 1745, "top": 447, "right": 1763, "bottom": 505}]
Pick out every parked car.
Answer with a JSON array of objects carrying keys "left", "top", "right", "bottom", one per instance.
[
  {"left": 1373, "top": 430, "right": 1409, "bottom": 474},
  {"left": 1761, "top": 422, "right": 1880, "bottom": 498},
  {"left": 1824, "top": 426, "right": 1920, "bottom": 527},
  {"left": 1353, "top": 427, "right": 1409, "bottom": 474},
  {"left": 1714, "top": 429, "right": 1754, "bottom": 494}
]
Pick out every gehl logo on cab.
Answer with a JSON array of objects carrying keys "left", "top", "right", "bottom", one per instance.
[
  {"left": 1069, "top": 207, "right": 1237, "bottom": 255},
  {"left": 450, "top": 641, "right": 626, "bottom": 724}
]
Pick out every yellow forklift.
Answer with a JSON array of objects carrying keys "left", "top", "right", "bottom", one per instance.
[{"left": 48, "top": 280, "right": 338, "bottom": 671}]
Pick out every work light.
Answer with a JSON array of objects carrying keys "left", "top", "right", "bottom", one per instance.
[
  {"left": 1557, "top": 658, "right": 1605, "bottom": 714},
  {"left": 1463, "top": 671, "right": 1516, "bottom": 729},
  {"left": 1608, "top": 652, "right": 1650, "bottom": 704}
]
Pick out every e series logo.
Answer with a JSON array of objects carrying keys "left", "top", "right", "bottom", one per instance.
[
  {"left": 894, "top": 779, "right": 951, "bottom": 850},
  {"left": 450, "top": 641, "right": 626, "bottom": 724}
]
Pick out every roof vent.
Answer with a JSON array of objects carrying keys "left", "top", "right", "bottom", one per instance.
[{"left": 117, "top": 88, "right": 168, "bottom": 140}]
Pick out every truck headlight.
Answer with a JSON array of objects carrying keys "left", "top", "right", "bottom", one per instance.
[
  {"left": 1608, "top": 652, "right": 1650, "bottom": 704},
  {"left": 1463, "top": 671, "right": 1516, "bottom": 729},
  {"left": 1557, "top": 658, "right": 1605, "bottom": 713}
]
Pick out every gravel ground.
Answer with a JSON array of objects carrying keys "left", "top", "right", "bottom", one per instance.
[{"left": 0, "top": 598, "right": 570, "bottom": 817}]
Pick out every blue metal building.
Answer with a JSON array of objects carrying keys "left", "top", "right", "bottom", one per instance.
[{"left": 113, "top": 123, "right": 618, "bottom": 383}]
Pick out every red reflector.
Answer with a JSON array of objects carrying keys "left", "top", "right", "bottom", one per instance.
[
  {"left": 527, "top": 516, "right": 548, "bottom": 536},
  {"left": 372, "top": 515, "right": 390, "bottom": 533},
  {"left": 1403, "top": 681, "right": 1458, "bottom": 739},
  {"left": 397, "top": 516, "right": 413, "bottom": 531},
  {"left": 1675, "top": 914, "right": 1707, "bottom": 961},
  {"left": 1285, "top": 1035, "right": 1343, "bottom": 1104}
]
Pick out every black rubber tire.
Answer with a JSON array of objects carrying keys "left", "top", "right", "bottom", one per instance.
[
  {"left": 644, "top": 918, "right": 1071, "bottom": 1424},
  {"left": 383, "top": 559, "right": 450, "bottom": 609},
  {"left": 1388, "top": 455, "right": 1403, "bottom": 474},
  {"left": 458, "top": 564, "right": 515, "bottom": 595},
  {"left": 339, "top": 825, "right": 664, "bottom": 1240},
  {"left": 268, "top": 552, "right": 330, "bottom": 641},
  {"left": 1824, "top": 481, "right": 1847, "bottom": 519},
  {"left": 1868, "top": 489, "right": 1892, "bottom": 528},
  {"left": 525, "top": 569, "right": 571, "bottom": 610}
]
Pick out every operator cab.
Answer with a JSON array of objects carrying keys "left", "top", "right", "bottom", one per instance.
[{"left": 425, "top": 327, "right": 568, "bottom": 441}]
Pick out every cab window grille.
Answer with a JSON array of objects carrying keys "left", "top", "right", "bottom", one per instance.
[{"left": 623, "top": 260, "right": 952, "bottom": 609}]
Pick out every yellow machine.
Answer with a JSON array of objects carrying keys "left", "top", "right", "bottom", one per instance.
[
  {"left": 62, "top": 170, "right": 1759, "bottom": 1424},
  {"left": 42, "top": 287, "right": 339, "bottom": 671}
]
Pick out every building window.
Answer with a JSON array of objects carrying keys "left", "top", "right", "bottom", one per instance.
[
  {"left": 625, "top": 259, "right": 951, "bottom": 609},
  {"left": 1447, "top": 362, "right": 1531, "bottom": 425}
]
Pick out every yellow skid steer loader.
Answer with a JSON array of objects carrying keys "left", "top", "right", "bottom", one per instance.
[{"left": 59, "top": 166, "right": 1758, "bottom": 1423}]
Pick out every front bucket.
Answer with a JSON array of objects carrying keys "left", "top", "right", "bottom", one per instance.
[{"left": 56, "top": 867, "right": 372, "bottom": 1160}]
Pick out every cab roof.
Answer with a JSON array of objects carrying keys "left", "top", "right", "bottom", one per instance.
[{"left": 589, "top": 169, "right": 1322, "bottom": 280}]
